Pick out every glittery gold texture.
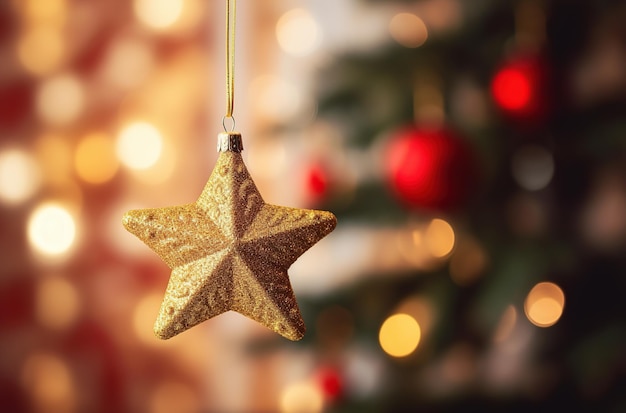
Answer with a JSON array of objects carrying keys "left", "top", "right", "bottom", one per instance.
[{"left": 123, "top": 148, "right": 337, "bottom": 341}]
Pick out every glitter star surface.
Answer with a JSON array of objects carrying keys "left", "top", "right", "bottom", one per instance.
[{"left": 123, "top": 150, "right": 337, "bottom": 341}]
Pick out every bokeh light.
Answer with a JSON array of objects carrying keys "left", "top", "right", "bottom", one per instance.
[
  {"left": 0, "top": 148, "right": 41, "bottom": 205},
  {"left": 511, "top": 145, "right": 554, "bottom": 191},
  {"left": 249, "top": 75, "right": 304, "bottom": 122},
  {"left": 134, "top": 0, "right": 184, "bottom": 30},
  {"left": 21, "top": 353, "right": 76, "bottom": 413},
  {"left": 524, "top": 282, "right": 565, "bottom": 328},
  {"left": 102, "top": 37, "right": 155, "bottom": 89},
  {"left": 276, "top": 9, "right": 321, "bottom": 57},
  {"left": 116, "top": 122, "right": 164, "bottom": 170},
  {"left": 389, "top": 13, "right": 429, "bottom": 48},
  {"left": 279, "top": 381, "right": 324, "bottom": 413},
  {"left": 424, "top": 218, "right": 455, "bottom": 258},
  {"left": 17, "top": 26, "right": 65, "bottom": 76},
  {"left": 36, "top": 276, "right": 81, "bottom": 331},
  {"left": 28, "top": 203, "right": 77, "bottom": 256},
  {"left": 36, "top": 74, "right": 85, "bottom": 125},
  {"left": 131, "top": 139, "right": 177, "bottom": 185},
  {"left": 379, "top": 313, "right": 421, "bottom": 358},
  {"left": 75, "top": 132, "right": 119, "bottom": 184}
]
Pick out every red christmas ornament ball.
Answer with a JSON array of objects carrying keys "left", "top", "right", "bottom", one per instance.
[
  {"left": 306, "top": 163, "right": 329, "bottom": 199},
  {"left": 384, "top": 126, "right": 477, "bottom": 211},
  {"left": 317, "top": 366, "right": 343, "bottom": 401},
  {"left": 491, "top": 55, "right": 548, "bottom": 120},
  {"left": 301, "top": 160, "right": 331, "bottom": 207}
]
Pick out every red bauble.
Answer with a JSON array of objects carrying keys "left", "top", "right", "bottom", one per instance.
[
  {"left": 491, "top": 54, "right": 548, "bottom": 121},
  {"left": 384, "top": 126, "right": 477, "bottom": 211},
  {"left": 306, "top": 163, "right": 329, "bottom": 200},
  {"left": 301, "top": 160, "right": 330, "bottom": 207},
  {"left": 316, "top": 366, "right": 343, "bottom": 402}
]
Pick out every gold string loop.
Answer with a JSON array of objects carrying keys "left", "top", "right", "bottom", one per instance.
[{"left": 225, "top": 0, "right": 236, "bottom": 130}]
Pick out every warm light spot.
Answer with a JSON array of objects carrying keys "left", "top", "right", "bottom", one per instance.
[
  {"left": 75, "top": 132, "right": 119, "bottom": 184},
  {"left": 102, "top": 37, "right": 154, "bottom": 88},
  {"left": 116, "top": 122, "right": 163, "bottom": 170},
  {"left": 0, "top": 149, "right": 41, "bottom": 204},
  {"left": 21, "top": 353, "right": 76, "bottom": 413},
  {"left": 449, "top": 237, "right": 488, "bottom": 286},
  {"left": 528, "top": 298, "right": 562, "bottom": 327},
  {"left": 491, "top": 68, "right": 532, "bottom": 111},
  {"left": 149, "top": 381, "right": 200, "bottom": 413},
  {"left": 17, "top": 26, "right": 65, "bottom": 76},
  {"left": 133, "top": 293, "right": 164, "bottom": 344},
  {"left": 524, "top": 282, "right": 565, "bottom": 328},
  {"left": 36, "top": 277, "right": 80, "bottom": 330},
  {"left": 249, "top": 75, "right": 303, "bottom": 121},
  {"left": 276, "top": 9, "right": 321, "bottom": 57},
  {"left": 379, "top": 313, "right": 421, "bottom": 358},
  {"left": 493, "top": 305, "right": 517, "bottom": 343},
  {"left": 171, "top": 0, "right": 205, "bottom": 34},
  {"left": 131, "top": 140, "right": 177, "bottom": 185},
  {"left": 280, "top": 381, "right": 324, "bottom": 413},
  {"left": 424, "top": 218, "right": 455, "bottom": 258},
  {"left": 36, "top": 74, "right": 85, "bottom": 125},
  {"left": 134, "top": 0, "right": 184, "bottom": 30},
  {"left": 22, "top": 0, "right": 67, "bottom": 25},
  {"left": 511, "top": 145, "right": 554, "bottom": 191},
  {"left": 389, "top": 13, "right": 428, "bottom": 48},
  {"left": 28, "top": 204, "right": 77, "bottom": 256}
]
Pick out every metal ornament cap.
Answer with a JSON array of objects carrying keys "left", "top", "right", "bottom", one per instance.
[{"left": 217, "top": 132, "right": 243, "bottom": 153}]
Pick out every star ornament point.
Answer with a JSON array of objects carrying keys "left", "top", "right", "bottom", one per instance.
[{"left": 123, "top": 150, "right": 336, "bottom": 341}]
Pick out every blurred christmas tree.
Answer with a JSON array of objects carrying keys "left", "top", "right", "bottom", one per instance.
[{"left": 275, "top": 0, "right": 626, "bottom": 412}]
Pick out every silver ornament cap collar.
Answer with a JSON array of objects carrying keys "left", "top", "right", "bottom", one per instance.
[{"left": 217, "top": 132, "right": 243, "bottom": 153}]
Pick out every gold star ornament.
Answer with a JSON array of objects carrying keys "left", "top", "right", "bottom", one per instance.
[{"left": 123, "top": 132, "right": 337, "bottom": 341}]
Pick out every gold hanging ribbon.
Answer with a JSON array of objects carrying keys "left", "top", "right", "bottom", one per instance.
[{"left": 224, "top": 0, "right": 236, "bottom": 129}]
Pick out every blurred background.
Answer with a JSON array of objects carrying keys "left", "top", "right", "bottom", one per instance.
[{"left": 1, "top": 0, "right": 626, "bottom": 412}]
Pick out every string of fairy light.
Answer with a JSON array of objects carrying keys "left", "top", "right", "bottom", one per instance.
[{"left": 1, "top": 1, "right": 568, "bottom": 412}]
